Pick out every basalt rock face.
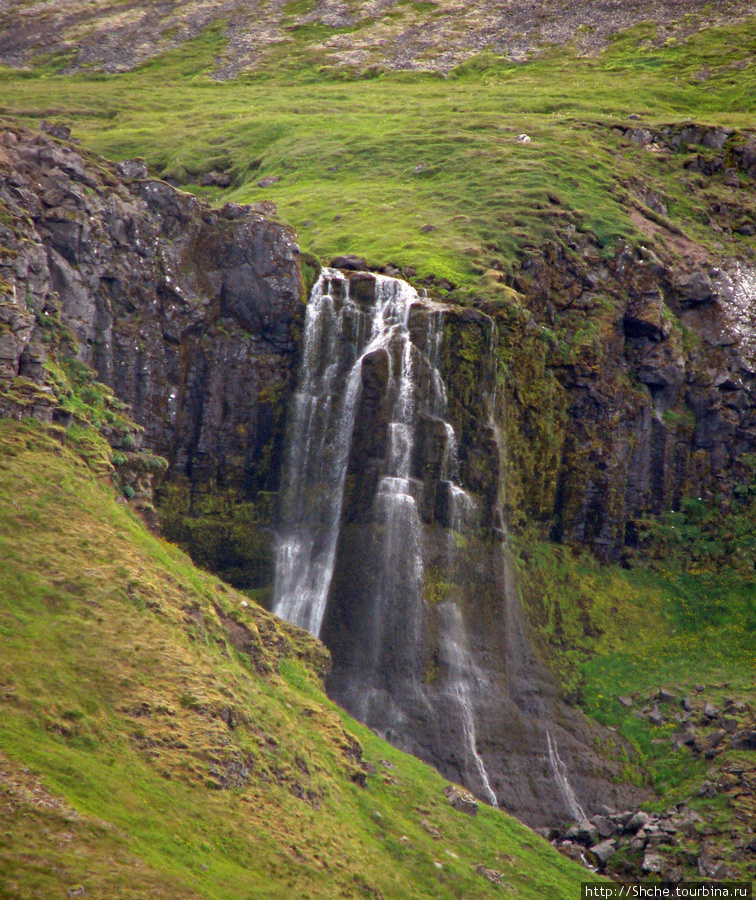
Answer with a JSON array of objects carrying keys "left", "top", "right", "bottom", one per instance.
[
  {"left": 497, "top": 126, "right": 756, "bottom": 559},
  {"left": 0, "top": 125, "right": 304, "bottom": 582},
  {"left": 505, "top": 241, "right": 756, "bottom": 560}
]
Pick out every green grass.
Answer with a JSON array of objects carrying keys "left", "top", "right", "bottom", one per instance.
[
  {"left": 1, "top": 16, "right": 754, "bottom": 291},
  {"left": 0, "top": 418, "right": 594, "bottom": 899},
  {"left": 515, "top": 531, "right": 756, "bottom": 804}
]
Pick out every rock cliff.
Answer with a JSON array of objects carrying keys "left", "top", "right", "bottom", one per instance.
[{"left": 0, "top": 122, "right": 304, "bottom": 583}]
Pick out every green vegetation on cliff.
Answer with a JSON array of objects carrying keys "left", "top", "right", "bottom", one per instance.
[
  {"left": 515, "top": 527, "right": 756, "bottom": 876},
  {"left": 1, "top": 16, "right": 754, "bottom": 290},
  {"left": 0, "top": 419, "right": 593, "bottom": 899}
]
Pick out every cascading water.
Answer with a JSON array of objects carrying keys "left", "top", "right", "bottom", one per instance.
[
  {"left": 273, "top": 267, "right": 498, "bottom": 804},
  {"left": 547, "top": 731, "right": 586, "bottom": 823}
]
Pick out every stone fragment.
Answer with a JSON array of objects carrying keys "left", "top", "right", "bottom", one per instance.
[
  {"left": 731, "top": 730, "right": 756, "bottom": 751},
  {"left": 443, "top": 785, "right": 479, "bottom": 817},
  {"left": 658, "top": 688, "right": 676, "bottom": 703},
  {"left": 115, "top": 158, "right": 148, "bottom": 180},
  {"left": 697, "top": 782, "right": 718, "bottom": 799},
  {"left": 617, "top": 696, "right": 633, "bottom": 708},
  {"left": 675, "top": 272, "right": 714, "bottom": 306},
  {"left": 475, "top": 864, "right": 505, "bottom": 885},
  {"left": 331, "top": 254, "right": 368, "bottom": 271},
  {"left": 642, "top": 853, "right": 663, "bottom": 874},
  {"left": 257, "top": 175, "right": 280, "bottom": 187},
  {"left": 704, "top": 702, "right": 719, "bottom": 719},
  {"left": 681, "top": 697, "right": 693, "bottom": 712},
  {"left": 420, "top": 818, "right": 442, "bottom": 838},
  {"left": 649, "top": 707, "right": 664, "bottom": 727},
  {"left": 625, "top": 811, "right": 650, "bottom": 833},
  {"left": 589, "top": 839, "right": 616, "bottom": 866}
]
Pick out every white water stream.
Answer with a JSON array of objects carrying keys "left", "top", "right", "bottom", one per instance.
[{"left": 273, "top": 268, "right": 498, "bottom": 803}]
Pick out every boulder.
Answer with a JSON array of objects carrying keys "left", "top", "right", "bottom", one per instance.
[
  {"left": 589, "top": 839, "right": 616, "bottom": 866},
  {"left": 642, "top": 852, "right": 663, "bottom": 874},
  {"left": 625, "top": 811, "right": 650, "bottom": 833},
  {"left": 675, "top": 272, "right": 714, "bottom": 306},
  {"left": 443, "top": 785, "right": 479, "bottom": 817},
  {"left": 593, "top": 815, "right": 615, "bottom": 839},
  {"left": 331, "top": 254, "right": 369, "bottom": 272},
  {"left": 576, "top": 819, "right": 599, "bottom": 846},
  {"left": 731, "top": 730, "right": 756, "bottom": 751}
]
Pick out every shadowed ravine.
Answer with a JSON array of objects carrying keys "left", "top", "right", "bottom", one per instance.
[{"left": 273, "top": 269, "right": 645, "bottom": 827}]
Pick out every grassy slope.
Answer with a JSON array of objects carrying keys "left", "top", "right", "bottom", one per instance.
[
  {"left": 515, "top": 529, "right": 756, "bottom": 875},
  {"left": 0, "top": 419, "right": 593, "bottom": 899},
  {"left": 1, "top": 18, "right": 754, "bottom": 290}
]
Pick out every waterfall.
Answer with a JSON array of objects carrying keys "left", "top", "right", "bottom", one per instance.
[
  {"left": 547, "top": 731, "right": 586, "bottom": 823},
  {"left": 438, "top": 601, "right": 498, "bottom": 807},
  {"left": 273, "top": 267, "right": 499, "bottom": 805}
]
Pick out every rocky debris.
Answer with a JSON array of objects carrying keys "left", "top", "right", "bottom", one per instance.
[
  {"left": 443, "top": 785, "right": 479, "bottom": 817},
  {"left": 475, "top": 864, "right": 507, "bottom": 885},
  {"left": 420, "top": 818, "right": 442, "bottom": 839},
  {"left": 617, "top": 695, "right": 634, "bottom": 708},
  {"left": 551, "top": 740, "right": 756, "bottom": 883},
  {"left": 649, "top": 706, "right": 665, "bottom": 727}
]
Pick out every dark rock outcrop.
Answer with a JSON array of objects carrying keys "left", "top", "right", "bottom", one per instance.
[{"left": 0, "top": 124, "right": 304, "bottom": 581}]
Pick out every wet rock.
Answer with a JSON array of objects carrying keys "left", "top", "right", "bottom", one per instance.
[{"left": 576, "top": 819, "right": 599, "bottom": 845}]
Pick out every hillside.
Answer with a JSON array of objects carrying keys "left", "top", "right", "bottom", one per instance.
[
  {"left": 0, "top": 0, "right": 756, "bottom": 891},
  {"left": 0, "top": 418, "right": 592, "bottom": 899}
]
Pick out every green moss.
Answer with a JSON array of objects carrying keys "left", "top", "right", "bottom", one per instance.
[{"left": 157, "top": 479, "right": 275, "bottom": 593}]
